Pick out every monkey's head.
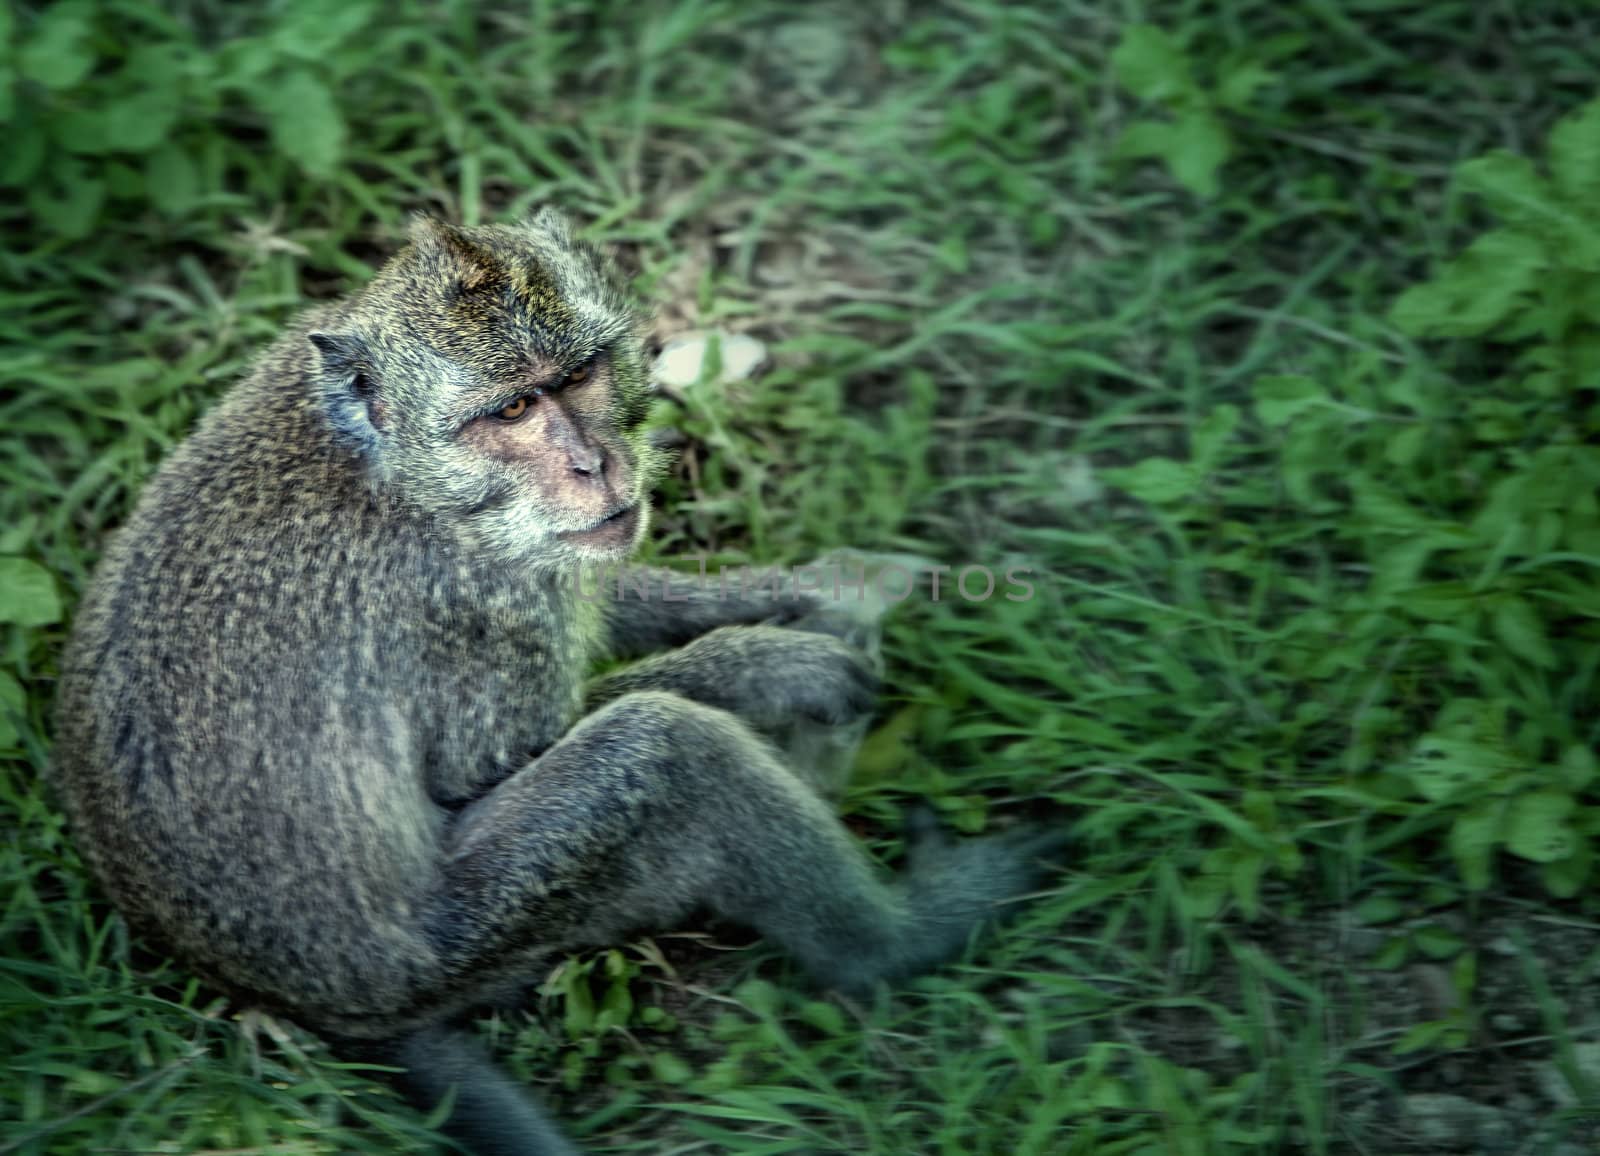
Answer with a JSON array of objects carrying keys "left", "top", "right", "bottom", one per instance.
[{"left": 308, "top": 208, "right": 663, "bottom": 567}]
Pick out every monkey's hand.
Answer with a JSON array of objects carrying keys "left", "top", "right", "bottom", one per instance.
[{"left": 586, "top": 624, "right": 879, "bottom": 728}]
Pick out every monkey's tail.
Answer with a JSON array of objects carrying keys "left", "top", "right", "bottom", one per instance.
[{"left": 342, "top": 1024, "right": 581, "bottom": 1156}]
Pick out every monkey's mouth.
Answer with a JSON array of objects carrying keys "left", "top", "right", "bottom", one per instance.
[{"left": 558, "top": 503, "right": 641, "bottom": 551}]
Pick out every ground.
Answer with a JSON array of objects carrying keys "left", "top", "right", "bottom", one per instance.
[{"left": 3, "top": 1, "right": 1600, "bottom": 1153}]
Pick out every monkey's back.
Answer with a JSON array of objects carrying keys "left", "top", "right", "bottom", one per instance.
[{"left": 53, "top": 349, "right": 456, "bottom": 1028}]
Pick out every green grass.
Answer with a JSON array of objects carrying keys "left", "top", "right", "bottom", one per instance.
[{"left": 5, "top": 0, "right": 1600, "bottom": 1152}]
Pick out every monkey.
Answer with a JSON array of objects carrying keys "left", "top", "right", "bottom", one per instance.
[{"left": 52, "top": 209, "right": 1062, "bottom": 1156}]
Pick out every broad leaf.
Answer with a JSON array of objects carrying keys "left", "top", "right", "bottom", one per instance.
[
  {"left": 0, "top": 558, "right": 62, "bottom": 626},
  {"left": 1548, "top": 95, "right": 1600, "bottom": 205},
  {"left": 1166, "top": 110, "right": 1230, "bottom": 198},
  {"left": 0, "top": 671, "right": 22, "bottom": 748},
  {"left": 1504, "top": 790, "right": 1578, "bottom": 863},
  {"left": 251, "top": 69, "right": 345, "bottom": 177},
  {"left": 19, "top": 3, "right": 96, "bottom": 90},
  {"left": 1111, "top": 25, "right": 1191, "bottom": 103},
  {"left": 1104, "top": 457, "right": 1195, "bottom": 505},
  {"left": 1389, "top": 229, "right": 1544, "bottom": 338},
  {"left": 1452, "top": 800, "right": 1497, "bottom": 890},
  {"left": 1252, "top": 375, "right": 1324, "bottom": 427},
  {"left": 1492, "top": 596, "right": 1557, "bottom": 668}
]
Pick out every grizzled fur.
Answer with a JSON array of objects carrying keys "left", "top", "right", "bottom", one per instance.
[{"left": 53, "top": 210, "right": 1059, "bottom": 1156}]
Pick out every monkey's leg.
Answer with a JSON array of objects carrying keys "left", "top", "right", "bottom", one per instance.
[{"left": 431, "top": 691, "right": 1051, "bottom": 996}]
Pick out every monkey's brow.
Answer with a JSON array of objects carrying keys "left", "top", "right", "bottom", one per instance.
[{"left": 460, "top": 350, "right": 607, "bottom": 411}]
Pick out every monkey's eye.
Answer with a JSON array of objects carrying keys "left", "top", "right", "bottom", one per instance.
[
  {"left": 497, "top": 396, "right": 533, "bottom": 421},
  {"left": 564, "top": 360, "right": 592, "bottom": 387}
]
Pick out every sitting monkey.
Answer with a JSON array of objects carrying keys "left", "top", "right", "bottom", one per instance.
[{"left": 53, "top": 210, "right": 1059, "bottom": 1155}]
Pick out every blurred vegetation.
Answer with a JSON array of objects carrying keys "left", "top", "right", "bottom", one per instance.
[{"left": 3, "top": 0, "right": 1599, "bottom": 1152}]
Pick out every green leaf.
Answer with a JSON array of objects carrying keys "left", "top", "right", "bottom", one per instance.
[
  {"left": 561, "top": 971, "right": 594, "bottom": 1037},
  {"left": 797, "top": 1000, "right": 846, "bottom": 1036},
  {"left": 1253, "top": 374, "right": 1325, "bottom": 427},
  {"left": 1389, "top": 229, "right": 1544, "bottom": 338},
  {"left": 52, "top": 107, "right": 112, "bottom": 154},
  {"left": 1384, "top": 424, "right": 1428, "bottom": 468},
  {"left": 1103, "top": 457, "right": 1195, "bottom": 504},
  {"left": 1455, "top": 150, "right": 1545, "bottom": 213},
  {"left": 19, "top": 3, "right": 96, "bottom": 90},
  {"left": 1492, "top": 596, "right": 1557, "bottom": 668},
  {"left": 650, "top": 1052, "right": 693, "bottom": 1084},
  {"left": 250, "top": 69, "right": 345, "bottom": 177},
  {"left": 596, "top": 974, "right": 633, "bottom": 1031},
  {"left": 1458, "top": 151, "right": 1600, "bottom": 269},
  {"left": 1371, "top": 936, "right": 1409, "bottom": 970},
  {"left": 1542, "top": 840, "right": 1593, "bottom": 899},
  {"left": 1548, "top": 96, "right": 1600, "bottom": 205},
  {"left": 1449, "top": 804, "right": 1502, "bottom": 891},
  {"left": 145, "top": 144, "right": 199, "bottom": 215},
  {"left": 1370, "top": 538, "right": 1436, "bottom": 600},
  {"left": 1352, "top": 895, "right": 1405, "bottom": 925},
  {"left": 1392, "top": 581, "right": 1479, "bottom": 622},
  {"left": 732, "top": 978, "right": 780, "bottom": 1016},
  {"left": 271, "top": 0, "right": 378, "bottom": 61},
  {"left": 1116, "top": 119, "right": 1177, "bottom": 160},
  {"left": 1403, "top": 733, "right": 1517, "bottom": 802},
  {"left": 0, "top": 558, "right": 63, "bottom": 626},
  {"left": 1191, "top": 404, "right": 1239, "bottom": 471},
  {"left": 217, "top": 39, "right": 279, "bottom": 88},
  {"left": 0, "top": 118, "right": 47, "bottom": 187},
  {"left": 1351, "top": 480, "right": 1435, "bottom": 533},
  {"left": 1111, "top": 25, "right": 1191, "bottom": 103},
  {"left": 26, "top": 162, "right": 105, "bottom": 238},
  {"left": 1413, "top": 926, "right": 1464, "bottom": 960},
  {"left": 0, "top": 517, "right": 36, "bottom": 555},
  {"left": 101, "top": 92, "right": 181, "bottom": 154},
  {"left": 1504, "top": 790, "right": 1578, "bottom": 863},
  {"left": 0, "top": 671, "right": 23, "bottom": 748},
  {"left": 1230, "top": 848, "right": 1264, "bottom": 920},
  {"left": 419, "top": 1082, "right": 459, "bottom": 1129},
  {"left": 102, "top": 50, "right": 183, "bottom": 153},
  {"left": 1393, "top": 1020, "right": 1451, "bottom": 1056},
  {"left": 1214, "top": 61, "right": 1274, "bottom": 111},
  {"left": 1559, "top": 745, "right": 1597, "bottom": 792},
  {"left": 1278, "top": 414, "right": 1341, "bottom": 508},
  {"left": 852, "top": 705, "right": 919, "bottom": 779},
  {"left": 1166, "top": 110, "right": 1230, "bottom": 198},
  {"left": 1183, "top": 872, "right": 1227, "bottom": 919}
]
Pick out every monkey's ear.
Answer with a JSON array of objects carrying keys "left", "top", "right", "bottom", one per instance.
[
  {"left": 309, "top": 331, "right": 368, "bottom": 374},
  {"left": 529, "top": 205, "right": 575, "bottom": 242},
  {"left": 309, "top": 331, "right": 383, "bottom": 452},
  {"left": 408, "top": 214, "right": 493, "bottom": 291}
]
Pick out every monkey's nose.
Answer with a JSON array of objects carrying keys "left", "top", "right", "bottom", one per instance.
[{"left": 569, "top": 445, "right": 605, "bottom": 477}]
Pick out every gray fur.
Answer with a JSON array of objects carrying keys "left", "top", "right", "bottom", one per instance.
[{"left": 52, "top": 211, "right": 1059, "bottom": 1155}]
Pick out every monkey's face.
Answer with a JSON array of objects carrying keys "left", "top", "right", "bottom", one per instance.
[
  {"left": 311, "top": 212, "right": 664, "bottom": 566},
  {"left": 451, "top": 345, "right": 653, "bottom": 563}
]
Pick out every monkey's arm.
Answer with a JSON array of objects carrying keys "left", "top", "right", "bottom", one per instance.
[
  {"left": 595, "top": 565, "right": 817, "bottom": 659},
  {"left": 587, "top": 623, "right": 879, "bottom": 732}
]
